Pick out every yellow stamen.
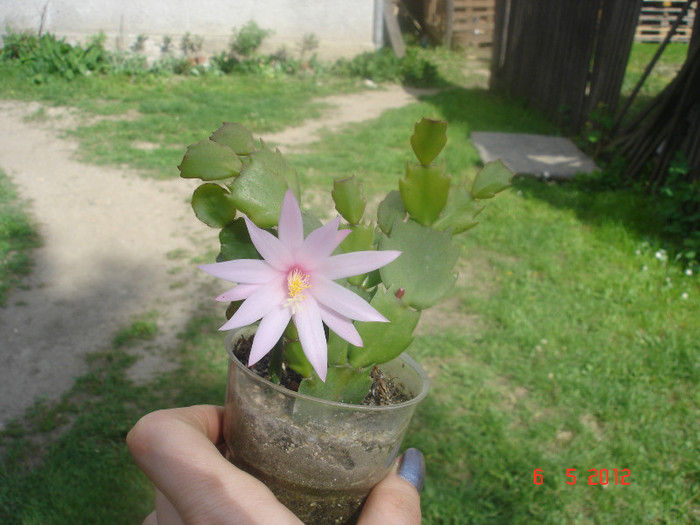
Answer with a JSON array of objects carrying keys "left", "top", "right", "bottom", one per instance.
[{"left": 285, "top": 269, "right": 311, "bottom": 314}]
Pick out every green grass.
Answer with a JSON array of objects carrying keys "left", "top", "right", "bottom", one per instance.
[
  {"left": 66, "top": 75, "right": 349, "bottom": 178},
  {"left": 0, "top": 71, "right": 357, "bottom": 178},
  {"left": 289, "top": 88, "right": 556, "bottom": 199},
  {"left": 112, "top": 311, "right": 159, "bottom": 348},
  {"left": 1, "top": 45, "right": 698, "bottom": 523},
  {"left": 619, "top": 42, "right": 689, "bottom": 121},
  {"left": 409, "top": 179, "right": 699, "bottom": 523},
  {"left": 0, "top": 169, "right": 40, "bottom": 306}
]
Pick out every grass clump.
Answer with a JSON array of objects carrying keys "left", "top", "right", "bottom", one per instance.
[
  {"left": 0, "top": 168, "right": 40, "bottom": 306},
  {"left": 112, "top": 311, "right": 159, "bottom": 348}
]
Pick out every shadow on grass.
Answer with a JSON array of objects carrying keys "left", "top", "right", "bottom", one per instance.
[
  {"left": 511, "top": 176, "right": 666, "bottom": 250},
  {"left": 420, "top": 86, "right": 558, "bottom": 136}
]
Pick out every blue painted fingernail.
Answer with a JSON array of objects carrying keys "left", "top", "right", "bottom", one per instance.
[{"left": 397, "top": 448, "right": 425, "bottom": 492}]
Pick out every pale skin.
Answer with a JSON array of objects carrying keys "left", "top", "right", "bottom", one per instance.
[{"left": 127, "top": 405, "right": 422, "bottom": 525}]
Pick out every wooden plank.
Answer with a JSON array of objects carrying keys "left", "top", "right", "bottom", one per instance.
[
  {"left": 453, "top": 22, "right": 494, "bottom": 32},
  {"left": 383, "top": 0, "right": 405, "bottom": 58}
]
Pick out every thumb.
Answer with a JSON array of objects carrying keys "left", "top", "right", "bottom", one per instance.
[{"left": 358, "top": 448, "right": 424, "bottom": 525}]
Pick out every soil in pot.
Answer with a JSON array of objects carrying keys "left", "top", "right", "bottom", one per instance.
[{"left": 232, "top": 334, "right": 411, "bottom": 406}]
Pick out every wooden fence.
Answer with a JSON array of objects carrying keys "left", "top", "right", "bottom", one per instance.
[
  {"left": 490, "top": 0, "right": 643, "bottom": 132},
  {"left": 451, "top": 0, "right": 496, "bottom": 47},
  {"left": 635, "top": 0, "right": 696, "bottom": 43},
  {"left": 422, "top": 0, "right": 495, "bottom": 47},
  {"left": 417, "top": 0, "right": 695, "bottom": 49}
]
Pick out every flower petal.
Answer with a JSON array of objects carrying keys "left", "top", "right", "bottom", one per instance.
[
  {"left": 318, "top": 303, "right": 363, "bottom": 347},
  {"left": 200, "top": 259, "right": 278, "bottom": 284},
  {"left": 293, "top": 298, "right": 328, "bottom": 381},
  {"left": 316, "top": 250, "right": 402, "bottom": 280},
  {"left": 216, "top": 284, "right": 261, "bottom": 302},
  {"left": 296, "top": 217, "right": 341, "bottom": 270},
  {"left": 248, "top": 305, "right": 291, "bottom": 366},
  {"left": 219, "top": 278, "right": 286, "bottom": 331},
  {"left": 278, "top": 189, "right": 304, "bottom": 251},
  {"left": 243, "top": 216, "right": 293, "bottom": 271},
  {"left": 311, "top": 276, "right": 389, "bottom": 323}
]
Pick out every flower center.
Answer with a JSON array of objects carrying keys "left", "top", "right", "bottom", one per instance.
[{"left": 285, "top": 269, "right": 311, "bottom": 314}]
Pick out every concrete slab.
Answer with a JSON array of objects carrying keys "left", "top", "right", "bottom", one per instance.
[{"left": 470, "top": 132, "right": 597, "bottom": 180}]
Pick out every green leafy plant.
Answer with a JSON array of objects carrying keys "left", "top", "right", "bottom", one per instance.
[
  {"left": 180, "top": 32, "right": 203, "bottom": 56},
  {"left": 297, "top": 33, "right": 319, "bottom": 60},
  {"left": 0, "top": 31, "right": 110, "bottom": 82},
  {"left": 230, "top": 21, "right": 273, "bottom": 58},
  {"left": 160, "top": 35, "right": 173, "bottom": 54},
  {"left": 332, "top": 47, "right": 440, "bottom": 87},
  {"left": 659, "top": 152, "right": 700, "bottom": 266},
  {"left": 0, "top": 30, "right": 40, "bottom": 60},
  {"left": 130, "top": 34, "right": 148, "bottom": 53},
  {"left": 581, "top": 101, "right": 615, "bottom": 156},
  {"left": 180, "top": 118, "right": 512, "bottom": 402}
]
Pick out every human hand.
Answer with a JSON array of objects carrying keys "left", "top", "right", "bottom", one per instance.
[{"left": 127, "top": 405, "right": 424, "bottom": 525}]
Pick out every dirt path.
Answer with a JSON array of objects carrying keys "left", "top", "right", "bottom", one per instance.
[{"left": 0, "top": 85, "right": 428, "bottom": 427}]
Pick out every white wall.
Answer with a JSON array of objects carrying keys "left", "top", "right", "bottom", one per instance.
[{"left": 0, "top": 0, "right": 382, "bottom": 60}]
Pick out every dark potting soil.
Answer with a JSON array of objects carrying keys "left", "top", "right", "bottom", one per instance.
[{"left": 233, "top": 335, "right": 411, "bottom": 406}]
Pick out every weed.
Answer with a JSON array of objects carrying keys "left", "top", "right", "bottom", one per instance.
[
  {"left": 297, "top": 33, "right": 319, "bottom": 60},
  {"left": 180, "top": 32, "right": 204, "bottom": 57},
  {"left": 230, "top": 21, "right": 273, "bottom": 58},
  {"left": 332, "top": 47, "right": 441, "bottom": 87},
  {"left": 106, "top": 50, "right": 148, "bottom": 76},
  {"left": 160, "top": 35, "right": 173, "bottom": 54},
  {"left": 659, "top": 152, "right": 700, "bottom": 265},
  {"left": 130, "top": 34, "right": 148, "bottom": 53},
  {"left": 1, "top": 31, "right": 110, "bottom": 82},
  {"left": 112, "top": 311, "right": 159, "bottom": 348},
  {"left": 581, "top": 101, "right": 615, "bottom": 157}
]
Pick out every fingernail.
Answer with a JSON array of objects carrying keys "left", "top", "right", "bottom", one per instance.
[{"left": 397, "top": 448, "right": 425, "bottom": 492}]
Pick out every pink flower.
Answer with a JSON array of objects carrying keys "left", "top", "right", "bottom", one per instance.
[{"left": 200, "top": 190, "right": 401, "bottom": 381}]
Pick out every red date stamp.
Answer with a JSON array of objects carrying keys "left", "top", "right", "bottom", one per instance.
[{"left": 533, "top": 468, "right": 631, "bottom": 485}]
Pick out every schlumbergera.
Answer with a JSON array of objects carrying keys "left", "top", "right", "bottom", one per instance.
[{"left": 179, "top": 118, "right": 513, "bottom": 403}]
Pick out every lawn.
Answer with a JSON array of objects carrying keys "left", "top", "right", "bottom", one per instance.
[
  {"left": 621, "top": 42, "right": 689, "bottom": 117},
  {"left": 1, "top": 42, "right": 698, "bottom": 524}
]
